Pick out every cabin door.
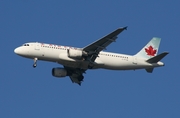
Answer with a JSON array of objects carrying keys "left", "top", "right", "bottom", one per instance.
[
  {"left": 35, "top": 43, "right": 40, "bottom": 50},
  {"left": 133, "top": 56, "right": 137, "bottom": 64}
]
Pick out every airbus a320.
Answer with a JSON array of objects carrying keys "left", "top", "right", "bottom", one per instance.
[{"left": 14, "top": 27, "right": 168, "bottom": 85}]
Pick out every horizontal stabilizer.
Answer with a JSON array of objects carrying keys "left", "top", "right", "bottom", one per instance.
[
  {"left": 146, "top": 68, "right": 154, "bottom": 73},
  {"left": 146, "top": 52, "right": 169, "bottom": 63}
]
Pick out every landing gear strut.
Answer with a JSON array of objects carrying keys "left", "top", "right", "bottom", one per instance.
[{"left": 33, "top": 58, "right": 38, "bottom": 68}]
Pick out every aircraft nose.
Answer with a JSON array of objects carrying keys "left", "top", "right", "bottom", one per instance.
[
  {"left": 14, "top": 47, "right": 29, "bottom": 56},
  {"left": 14, "top": 47, "right": 21, "bottom": 54}
]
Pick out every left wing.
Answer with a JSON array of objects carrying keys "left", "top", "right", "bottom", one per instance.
[
  {"left": 64, "top": 66, "right": 86, "bottom": 85},
  {"left": 83, "top": 27, "right": 127, "bottom": 62}
]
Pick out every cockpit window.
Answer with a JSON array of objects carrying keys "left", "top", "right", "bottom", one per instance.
[{"left": 23, "top": 44, "right": 29, "bottom": 46}]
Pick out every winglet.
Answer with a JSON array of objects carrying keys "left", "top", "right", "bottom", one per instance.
[{"left": 123, "top": 26, "right": 128, "bottom": 30}]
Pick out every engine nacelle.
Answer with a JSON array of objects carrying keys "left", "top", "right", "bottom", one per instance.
[
  {"left": 52, "top": 68, "right": 68, "bottom": 77},
  {"left": 67, "top": 49, "right": 83, "bottom": 59}
]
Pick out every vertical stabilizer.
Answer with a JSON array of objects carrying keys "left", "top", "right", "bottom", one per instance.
[{"left": 135, "top": 37, "right": 161, "bottom": 59}]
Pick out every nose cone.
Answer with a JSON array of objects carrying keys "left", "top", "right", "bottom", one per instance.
[
  {"left": 14, "top": 47, "right": 21, "bottom": 54},
  {"left": 14, "top": 47, "right": 29, "bottom": 57}
]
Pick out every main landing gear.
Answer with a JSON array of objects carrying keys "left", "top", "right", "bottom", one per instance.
[{"left": 33, "top": 58, "right": 38, "bottom": 68}]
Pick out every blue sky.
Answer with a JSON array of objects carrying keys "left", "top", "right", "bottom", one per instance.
[{"left": 0, "top": 0, "right": 179, "bottom": 117}]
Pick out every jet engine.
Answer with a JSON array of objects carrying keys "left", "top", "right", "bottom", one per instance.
[
  {"left": 67, "top": 49, "right": 83, "bottom": 59},
  {"left": 67, "top": 49, "right": 87, "bottom": 59},
  {"left": 52, "top": 68, "right": 68, "bottom": 77}
]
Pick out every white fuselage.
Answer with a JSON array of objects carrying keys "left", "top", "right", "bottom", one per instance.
[{"left": 14, "top": 42, "right": 164, "bottom": 70}]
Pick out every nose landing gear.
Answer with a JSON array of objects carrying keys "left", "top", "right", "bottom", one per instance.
[{"left": 33, "top": 58, "right": 38, "bottom": 68}]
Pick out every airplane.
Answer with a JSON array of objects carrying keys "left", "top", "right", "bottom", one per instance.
[{"left": 14, "top": 27, "right": 168, "bottom": 85}]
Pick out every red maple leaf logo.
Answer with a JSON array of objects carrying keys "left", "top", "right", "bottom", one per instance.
[{"left": 145, "top": 46, "right": 157, "bottom": 56}]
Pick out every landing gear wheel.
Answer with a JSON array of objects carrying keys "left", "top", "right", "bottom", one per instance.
[
  {"left": 33, "top": 58, "right": 38, "bottom": 68},
  {"left": 33, "top": 64, "right": 37, "bottom": 68}
]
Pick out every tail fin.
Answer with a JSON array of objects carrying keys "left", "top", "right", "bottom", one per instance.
[{"left": 135, "top": 37, "right": 161, "bottom": 59}]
